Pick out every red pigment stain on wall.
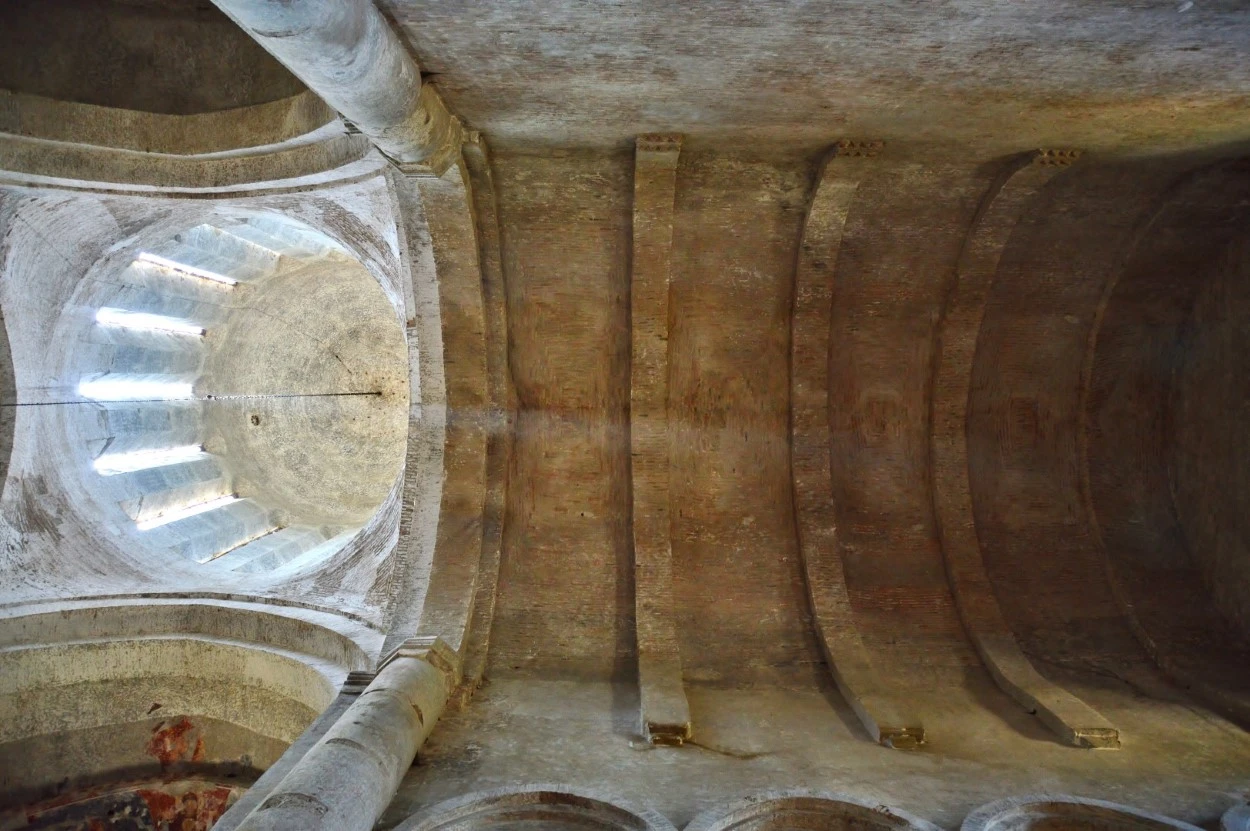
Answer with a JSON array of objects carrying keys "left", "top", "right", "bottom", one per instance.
[
  {"left": 138, "top": 786, "right": 234, "bottom": 830},
  {"left": 145, "top": 718, "right": 205, "bottom": 767},
  {"left": 22, "top": 781, "right": 242, "bottom": 830}
]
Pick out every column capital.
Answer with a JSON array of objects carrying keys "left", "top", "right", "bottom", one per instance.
[
  {"left": 379, "top": 635, "right": 462, "bottom": 687},
  {"left": 388, "top": 86, "right": 468, "bottom": 179}
]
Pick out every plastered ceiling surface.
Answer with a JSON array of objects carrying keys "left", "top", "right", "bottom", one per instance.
[
  {"left": 3, "top": 0, "right": 1250, "bottom": 828},
  {"left": 383, "top": 0, "right": 1250, "bottom": 154}
]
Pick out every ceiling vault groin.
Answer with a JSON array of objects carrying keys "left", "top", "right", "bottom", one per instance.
[{"left": 956, "top": 149, "right": 1250, "bottom": 763}]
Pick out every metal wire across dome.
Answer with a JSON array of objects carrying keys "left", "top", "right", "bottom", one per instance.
[{"left": 46, "top": 213, "right": 409, "bottom": 574}]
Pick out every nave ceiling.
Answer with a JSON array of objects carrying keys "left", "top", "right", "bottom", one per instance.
[{"left": 1, "top": 1, "right": 1250, "bottom": 828}]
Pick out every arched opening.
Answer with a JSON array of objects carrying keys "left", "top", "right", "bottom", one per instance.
[
  {"left": 0, "top": 598, "right": 370, "bottom": 828},
  {"left": 962, "top": 796, "right": 1202, "bottom": 831},
  {"left": 396, "top": 787, "right": 675, "bottom": 831},
  {"left": 684, "top": 793, "right": 940, "bottom": 831}
]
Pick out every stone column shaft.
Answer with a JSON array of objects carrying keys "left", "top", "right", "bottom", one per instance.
[
  {"left": 234, "top": 639, "right": 455, "bottom": 831},
  {"left": 209, "top": 0, "right": 462, "bottom": 172}
]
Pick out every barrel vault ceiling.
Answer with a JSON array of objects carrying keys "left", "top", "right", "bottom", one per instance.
[{"left": 1, "top": 0, "right": 1250, "bottom": 827}]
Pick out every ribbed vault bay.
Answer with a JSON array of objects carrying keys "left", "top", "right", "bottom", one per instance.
[{"left": 393, "top": 143, "right": 1250, "bottom": 825}]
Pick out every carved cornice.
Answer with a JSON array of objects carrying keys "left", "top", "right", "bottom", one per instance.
[{"left": 342, "top": 670, "right": 377, "bottom": 695}]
